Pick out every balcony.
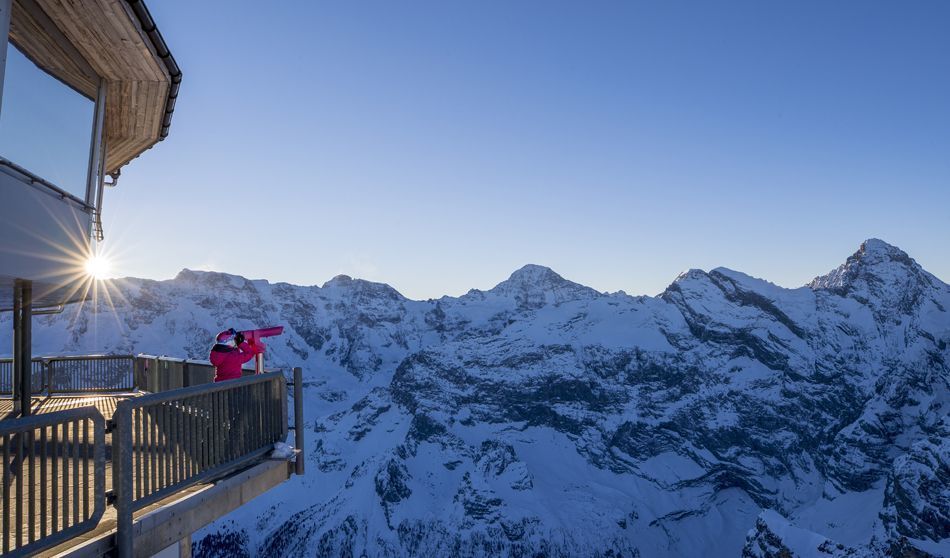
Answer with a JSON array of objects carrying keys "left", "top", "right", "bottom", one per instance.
[{"left": 0, "top": 355, "right": 305, "bottom": 557}]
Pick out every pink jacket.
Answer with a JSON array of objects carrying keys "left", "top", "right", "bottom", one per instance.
[{"left": 209, "top": 341, "right": 262, "bottom": 382}]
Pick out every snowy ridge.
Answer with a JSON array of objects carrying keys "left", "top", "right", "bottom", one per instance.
[{"left": 5, "top": 240, "right": 948, "bottom": 558}]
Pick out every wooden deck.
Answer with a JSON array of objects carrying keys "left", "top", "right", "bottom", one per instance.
[
  {"left": 1, "top": 393, "right": 245, "bottom": 556},
  {"left": 0, "top": 372, "right": 294, "bottom": 556},
  {"left": 0, "top": 393, "right": 135, "bottom": 421},
  {"left": 1, "top": 395, "right": 137, "bottom": 554}
]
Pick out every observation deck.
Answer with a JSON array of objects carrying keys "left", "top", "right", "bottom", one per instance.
[
  {"left": 0, "top": 1, "right": 304, "bottom": 555},
  {"left": 0, "top": 355, "right": 305, "bottom": 557}
]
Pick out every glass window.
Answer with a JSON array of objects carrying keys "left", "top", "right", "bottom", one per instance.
[{"left": 0, "top": 43, "right": 95, "bottom": 200}]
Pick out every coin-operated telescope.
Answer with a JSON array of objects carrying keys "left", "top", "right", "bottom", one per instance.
[{"left": 240, "top": 326, "right": 284, "bottom": 374}]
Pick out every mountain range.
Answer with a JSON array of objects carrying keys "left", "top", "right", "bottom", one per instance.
[{"left": 5, "top": 239, "right": 947, "bottom": 557}]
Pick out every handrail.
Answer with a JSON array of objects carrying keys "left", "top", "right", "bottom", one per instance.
[
  {"left": 37, "top": 354, "right": 136, "bottom": 362},
  {"left": 0, "top": 407, "right": 106, "bottom": 557},
  {"left": 126, "top": 370, "right": 283, "bottom": 407},
  {"left": 113, "top": 372, "right": 288, "bottom": 556}
]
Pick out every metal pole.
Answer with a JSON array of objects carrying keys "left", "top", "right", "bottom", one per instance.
[
  {"left": 12, "top": 280, "right": 21, "bottom": 415},
  {"left": 293, "top": 367, "right": 304, "bottom": 476},
  {"left": 0, "top": 0, "right": 12, "bottom": 116},
  {"left": 255, "top": 353, "right": 264, "bottom": 375},
  {"left": 19, "top": 281, "right": 32, "bottom": 416}
]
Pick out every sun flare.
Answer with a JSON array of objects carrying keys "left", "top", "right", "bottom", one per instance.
[{"left": 84, "top": 254, "right": 112, "bottom": 280}]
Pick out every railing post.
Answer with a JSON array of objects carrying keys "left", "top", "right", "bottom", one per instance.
[
  {"left": 293, "top": 367, "right": 304, "bottom": 476},
  {"left": 114, "top": 402, "right": 134, "bottom": 557},
  {"left": 42, "top": 359, "right": 50, "bottom": 394},
  {"left": 47, "top": 359, "right": 56, "bottom": 394},
  {"left": 279, "top": 376, "right": 288, "bottom": 441}
]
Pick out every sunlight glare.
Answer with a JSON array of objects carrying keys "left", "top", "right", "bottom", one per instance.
[{"left": 85, "top": 254, "right": 112, "bottom": 280}]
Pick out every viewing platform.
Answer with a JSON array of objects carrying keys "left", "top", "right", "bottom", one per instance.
[
  {"left": 0, "top": 355, "right": 305, "bottom": 557},
  {"left": 0, "top": 0, "right": 297, "bottom": 554}
]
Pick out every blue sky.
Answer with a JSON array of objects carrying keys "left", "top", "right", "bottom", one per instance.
[{"left": 93, "top": 1, "right": 949, "bottom": 299}]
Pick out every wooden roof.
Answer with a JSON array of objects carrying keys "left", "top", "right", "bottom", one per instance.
[{"left": 8, "top": 0, "right": 178, "bottom": 174}]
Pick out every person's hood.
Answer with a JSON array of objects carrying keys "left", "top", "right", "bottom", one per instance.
[{"left": 211, "top": 343, "right": 236, "bottom": 353}]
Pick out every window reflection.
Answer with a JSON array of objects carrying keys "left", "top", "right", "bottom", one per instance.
[{"left": 0, "top": 43, "right": 95, "bottom": 200}]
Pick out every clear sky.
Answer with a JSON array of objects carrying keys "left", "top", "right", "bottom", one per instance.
[{"left": 95, "top": 0, "right": 949, "bottom": 299}]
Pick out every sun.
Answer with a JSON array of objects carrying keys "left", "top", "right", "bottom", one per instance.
[{"left": 84, "top": 253, "right": 112, "bottom": 280}]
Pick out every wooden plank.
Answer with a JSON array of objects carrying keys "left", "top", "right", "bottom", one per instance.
[
  {"left": 35, "top": 0, "right": 166, "bottom": 80},
  {"left": 0, "top": 394, "right": 136, "bottom": 420},
  {"left": 9, "top": 0, "right": 98, "bottom": 98},
  {"left": 103, "top": 79, "right": 168, "bottom": 172}
]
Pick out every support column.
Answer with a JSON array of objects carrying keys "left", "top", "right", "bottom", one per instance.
[
  {"left": 12, "top": 281, "right": 21, "bottom": 415},
  {"left": 12, "top": 280, "right": 33, "bottom": 417},
  {"left": 19, "top": 281, "right": 32, "bottom": 416}
]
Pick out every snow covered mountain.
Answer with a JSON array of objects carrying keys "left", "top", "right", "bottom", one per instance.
[{"left": 5, "top": 239, "right": 948, "bottom": 557}]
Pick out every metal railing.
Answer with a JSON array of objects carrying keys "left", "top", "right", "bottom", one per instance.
[
  {"left": 113, "top": 371, "right": 288, "bottom": 554},
  {"left": 1, "top": 354, "right": 264, "bottom": 397},
  {"left": 0, "top": 408, "right": 105, "bottom": 557},
  {"left": 47, "top": 356, "right": 135, "bottom": 393},
  {"left": 0, "top": 355, "right": 135, "bottom": 395},
  {"left": 133, "top": 356, "right": 263, "bottom": 393},
  {"left": 0, "top": 360, "right": 45, "bottom": 395},
  {"left": 133, "top": 356, "right": 219, "bottom": 393}
]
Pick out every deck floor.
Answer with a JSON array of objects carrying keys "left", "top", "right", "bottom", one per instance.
[{"left": 0, "top": 393, "right": 135, "bottom": 421}]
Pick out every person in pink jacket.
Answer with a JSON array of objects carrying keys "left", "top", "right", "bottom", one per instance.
[{"left": 209, "top": 328, "right": 263, "bottom": 382}]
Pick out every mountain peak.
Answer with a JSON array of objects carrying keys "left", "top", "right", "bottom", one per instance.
[
  {"left": 849, "top": 238, "right": 917, "bottom": 267},
  {"left": 807, "top": 239, "right": 943, "bottom": 319},
  {"left": 860, "top": 238, "right": 902, "bottom": 256},
  {"left": 808, "top": 239, "right": 920, "bottom": 292},
  {"left": 503, "top": 264, "right": 565, "bottom": 285},
  {"left": 321, "top": 274, "right": 405, "bottom": 301},
  {"left": 486, "top": 264, "right": 600, "bottom": 308},
  {"left": 672, "top": 268, "right": 709, "bottom": 282},
  {"left": 323, "top": 274, "right": 354, "bottom": 287},
  {"left": 174, "top": 268, "right": 254, "bottom": 289}
]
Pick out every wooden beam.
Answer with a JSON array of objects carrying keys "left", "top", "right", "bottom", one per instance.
[
  {"left": 130, "top": 460, "right": 291, "bottom": 558},
  {"left": 9, "top": 0, "right": 98, "bottom": 98}
]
